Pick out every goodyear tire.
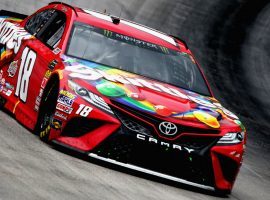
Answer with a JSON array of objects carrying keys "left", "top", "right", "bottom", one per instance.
[{"left": 35, "top": 77, "right": 59, "bottom": 142}]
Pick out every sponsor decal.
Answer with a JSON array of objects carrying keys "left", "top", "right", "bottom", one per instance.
[
  {"left": 64, "top": 56, "right": 240, "bottom": 127},
  {"left": 41, "top": 77, "right": 48, "bottom": 89},
  {"left": 34, "top": 88, "right": 44, "bottom": 111},
  {"left": 34, "top": 71, "right": 51, "bottom": 111},
  {"left": 160, "top": 46, "right": 169, "bottom": 54},
  {"left": 57, "top": 94, "right": 74, "bottom": 107},
  {"left": 7, "top": 60, "right": 18, "bottom": 77},
  {"left": 65, "top": 61, "right": 235, "bottom": 118},
  {"left": 0, "top": 70, "right": 4, "bottom": 92},
  {"left": 53, "top": 47, "right": 61, "bottom": 55},
  {"left": 55, "top": 111, "right": 68, "bottom": 120},
  {"left": 0, "top": 77, "right": 8, "bottom": 96},
  {"left": 212, "top": 102, "right": 239, "bottom": 120},
  {"left": 48, "top": 60, "right": 58, "bottom": 70},
  {"left": 66, "top": 65, "right": 189, "bottom": 100},
  {"left": 136, "top": 134, "right": 194, "bottom": 154},
  {"left": 188, "top": 96, "right": 216, "bottom": 108},
  {"left": 0, "top": 79, "right": 13, "bottom": 96},
  {"left": 34, "top": 96, "right": 41, "bottom": 111},
  {"left": 56, "top": 102, "right": 73, "bottom": 114},
  {"left": 51, "top": 118, "right": 62, "bottom": 130},
  {"left": 0, "top": 71, "right": 3, "bottom": 92},
  {"left": 5, "top": 82, "right": 14, "bottom": 90},
  {"left": 0, "top": 19, "right": 33, "bottom": 54},
  {"left": 59, "top": 90, "right": 76, "bottom": 100},
  {"left": 0, "top": 77, "right": 5, "bottom": 85},
  {"left": 104, "top": 30, "right": 113, "bottom": 37},
  {"left": 44, "top": 70, "right": 52, "bottom": 79},
  {"left": 5, "top": 90, "right": 12, "bottom": 96}
]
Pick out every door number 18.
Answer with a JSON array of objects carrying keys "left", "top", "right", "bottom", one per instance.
[{"left": 15, "top": 47, "right": 37, "bottom": 102}]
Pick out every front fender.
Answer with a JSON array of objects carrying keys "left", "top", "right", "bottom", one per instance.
[{"left": 48, "top": 70, "right": 120, "bottom": 151}]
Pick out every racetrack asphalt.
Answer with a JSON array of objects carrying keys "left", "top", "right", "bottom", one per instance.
[{"left": 0, "top": 0, "right": 270, "bottom": 199}]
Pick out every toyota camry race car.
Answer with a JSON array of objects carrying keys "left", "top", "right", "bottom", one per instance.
[{"left": 0, "top": 2, "right": 246, "bottom": 194}]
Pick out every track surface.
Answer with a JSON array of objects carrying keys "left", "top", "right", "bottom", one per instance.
[{"left": 1, "top": 0, "right": 270, "bottom": 199}]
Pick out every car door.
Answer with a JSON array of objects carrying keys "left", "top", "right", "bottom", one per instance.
[{"left": 4, "top": 8, "right": 67, "bottom": 130}]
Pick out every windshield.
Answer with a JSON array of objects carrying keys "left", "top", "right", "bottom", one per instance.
[{"left": 66, "top": 22, "right": 211, "bottom": 96}]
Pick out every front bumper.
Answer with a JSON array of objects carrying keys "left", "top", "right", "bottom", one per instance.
[{"left": 52, "top": 104, "right": 244, "bottom": 192}]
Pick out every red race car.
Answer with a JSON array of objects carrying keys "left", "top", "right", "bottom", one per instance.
[{"left": 0, "top": 2, "right": 246, "bottom": 194}]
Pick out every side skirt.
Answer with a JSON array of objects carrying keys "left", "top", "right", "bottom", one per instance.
[{"left": 89, "top": 153, "right": 215, "bottom": 191}]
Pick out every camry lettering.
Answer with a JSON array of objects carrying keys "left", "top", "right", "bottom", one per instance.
[
  {"left": 160, "top": 142, "right": 170, "bottom": 147},
  {"left": 149, "top": 137, "right": 158, "bottom": 144},
  {"left": 136, "top": 134, "right": 194, "bottom": 154}
]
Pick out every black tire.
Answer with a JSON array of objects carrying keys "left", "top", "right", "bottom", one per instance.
[
  {"left": 215, "top": 189, "right": 232, "bottom": 196},
  {"left": 0, "top": 96, "right": 6, "bottom": 109},
  {"left": 35, "top": 77, "right": 59, "bottom": 142}
]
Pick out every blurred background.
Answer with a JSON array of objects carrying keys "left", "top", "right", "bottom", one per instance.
[{"left": 1, "top": 0, "right": 270, "bottom": 199}]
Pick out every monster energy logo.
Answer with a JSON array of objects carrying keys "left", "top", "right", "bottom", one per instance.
[
  {"left": 160, "top": 46, "right": 169, "bottom": 54},
  {"left": 104, "top": 30, "right": 113, "bottom": 37}
]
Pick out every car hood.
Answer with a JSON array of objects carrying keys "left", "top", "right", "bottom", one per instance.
[{"left": 62, "top": 55, "right": 245, "bottom": 132}]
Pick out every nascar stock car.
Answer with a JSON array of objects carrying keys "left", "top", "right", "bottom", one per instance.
[{"left": 0, "top": 2, "right": 246, "bottom": 194}]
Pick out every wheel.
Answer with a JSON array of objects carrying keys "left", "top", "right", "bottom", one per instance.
[{"left": 35, "top": 78, "right": 59, "bottom": 142}]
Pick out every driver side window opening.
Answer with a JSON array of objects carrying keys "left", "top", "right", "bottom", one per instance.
[{"left": 25, "top": 9, "right": 66, "bottom": 49}]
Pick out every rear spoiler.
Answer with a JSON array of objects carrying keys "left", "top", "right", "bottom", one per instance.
[{"left": 0, "top": 10, "right": 27, "bottom": 20}]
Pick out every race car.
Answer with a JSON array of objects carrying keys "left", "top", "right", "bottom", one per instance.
[{"left": 0, "top": 2, "right": 246, "bottom": 194}]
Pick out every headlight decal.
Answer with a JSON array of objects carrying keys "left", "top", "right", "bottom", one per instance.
[
  {"left": 68, "top": 80, "right": 113, "bottom": 114},
  {"left": 217, "top": 132, "right": 245, "bottom": 145}
]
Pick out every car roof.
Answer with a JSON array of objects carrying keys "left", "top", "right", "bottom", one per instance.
[{"left": 71, "top": 7, "right": 188, "bottom": 51}]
